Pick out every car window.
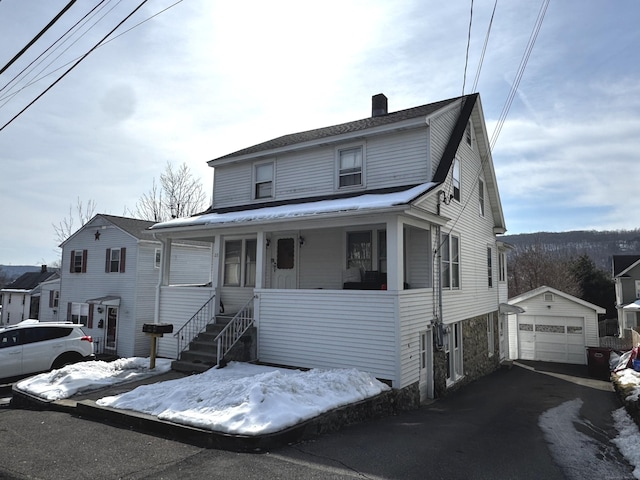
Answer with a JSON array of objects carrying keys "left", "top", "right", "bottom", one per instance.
[
  {"left": 0, "top": 330, "right": 23, "bottom": 348},
  {"left": 23, "top": 327, "right": 72, "bottom": 344}
]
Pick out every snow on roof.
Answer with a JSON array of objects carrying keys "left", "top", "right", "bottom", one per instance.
[{"left": 150, "top": 182, "right": 437, "bottom": 231}]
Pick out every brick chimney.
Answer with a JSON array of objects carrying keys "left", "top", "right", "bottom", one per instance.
[
  {"left": 372, "top": 93, "right": 388, "bottom": 117},
  {"left": 41, "top": 265, "right": 47, "bottom": 273}
]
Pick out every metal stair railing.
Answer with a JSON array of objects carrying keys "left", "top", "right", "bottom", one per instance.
[
  {"left": 173, "top": 294, "right": 216, "bottom": 359},
  {"left": 215, "top": 295, "right": 255, "bottom": 364}
]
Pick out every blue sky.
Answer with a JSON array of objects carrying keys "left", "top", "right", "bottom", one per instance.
[{"left": 0, "top": 1, "right": 639, "bottom": 265}]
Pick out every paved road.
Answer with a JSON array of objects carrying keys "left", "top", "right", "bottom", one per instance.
[{"left": 0, "top": 362, "right": 633, "bottom": 479}]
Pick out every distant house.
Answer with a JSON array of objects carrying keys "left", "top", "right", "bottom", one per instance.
[
  {"left": 59, "top": 214, "right": 211, "bottom": 357},
  {"left": 151, "top": 93, "right": 509, "bottom": 402},
  {"left": 0, "top": 266, "right": 59, "bottom": 325},
  {"left": 507, "top": 286, "right": 604, "bottom": 365},
  {"left": 38, "top": 277, "right": 61, "bottom": 323},
  {"left": 613, "top": 255, "right": 640, "bottom": 333}
]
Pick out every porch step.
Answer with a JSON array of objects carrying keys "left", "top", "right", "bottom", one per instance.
[{"left": 170, "top": 315, "right": 236, "bottom": 374}]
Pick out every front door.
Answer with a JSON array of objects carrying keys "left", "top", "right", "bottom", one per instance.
[
  {"left": 105, "top": 307, "right": 118, "bottom": 354},
  {"left": 271, "top": 235, "right": 297, "bottom": 289},
  {"left": 419, "top": 329, "right": 434, "bottom": 402}
]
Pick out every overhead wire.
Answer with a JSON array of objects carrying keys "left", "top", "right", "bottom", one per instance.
[
  {"left": 489, "top": 0, "right": 550, "bottom": 151},
  {"left": 0, "top": 0, "right": 151, "bottom": 132},
  {"left": 0, "top": 0, "right": 76, "bottom": 76},
  {"left": 461, "top": 0, "right": 473, "bottom": 96},
  {"left": 0, "top": 0, "right": 111, "bottom": 95},
  {"left": 471, "top": 0, "right": 497, "bottom": 93}
]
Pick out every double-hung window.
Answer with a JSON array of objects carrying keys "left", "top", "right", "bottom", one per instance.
[
  {"left": 338, "top": 146, "right": 363, "bottom": 188},
  {"left": 70, "top": 249, "right": 87, "bottom": 273},
  {"left": 224, "top": 239, "right": 257, "bottom": 287},
  {"left": 70, "top": 302, "right": 89, "bottom": 326},
  {"left": 487, "top": 247, "right": 493, "bottom": 288},
  {"left": 441, "top": 233, "right": 460, "bottom": 289},
  {"left": 254, "top": 162, "right": 274, "bottom": 199},
  {"left": 105, "top": 248, "right": 126, "bottom": 273},
  {"left": 452, "top": 158, "right": 461, "bottom": 201}
]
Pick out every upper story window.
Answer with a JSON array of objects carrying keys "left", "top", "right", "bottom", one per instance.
[
  {"left": 635, "top": 280, "right": 640, "bottom": 299},
  {"left": 155, "top": 248, "right": 161, "bottom": 269},
  {"left": 254, "top": 162, "right": 274, "bottom": 199},
  {"left": 487, "top": 246, "right": 493, "bottom": 288},
  {"left": 478, "top": 179, "right": 485, "bottom": 216},
  {"left": 338, "top": 146, "right": 363, "bottom": 188},
  {"left": 441, "top": 233, "right": 460, "bottom": 289},
  {"left": 452, "top": 158, "right": 461, "bottom": 201},
  {"left": 70, "top": 249, "right": 87, "bottom": 273},
  {"left": 465, "top": 120, "right": 472, "bottom": 147},
  {"left": 105, "top": 248, "right": 126, "bottom": 273}
]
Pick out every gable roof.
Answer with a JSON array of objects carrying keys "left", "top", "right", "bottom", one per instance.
[
  {"left": 613, "top": 254, "right": 640, "bottom": 277},
  {"left": 59, "top": 214, "right": 156, "bottom": 248},
  {"left": 3, "top": 268, "right": 59, "bottom": 291},
  {"left": 209, "top": 96, "right": 464, "bottom": 164},
  {"left": 508, "top": 285, "right": 605, "bottom": 313}
]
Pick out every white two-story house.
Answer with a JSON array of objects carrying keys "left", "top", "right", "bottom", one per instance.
[
  {"left": 59, "top": 214, "right": 211, "bottom": 357},
  {"left": 151, "top": 93, "right": 508, "bottom": 402},
  {"left": 613, "top": 254, "right": 640, "bottom": 333}
]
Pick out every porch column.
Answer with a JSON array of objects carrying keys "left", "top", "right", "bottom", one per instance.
[
  {"left": 211, "top": 235, "right": 221, "bottom": 289},
  {"left": 386, "top": 217, "right": 404, "bottom": 291},
  {"left": 255, "top": 231, "right": 265, "bottom": 289}
]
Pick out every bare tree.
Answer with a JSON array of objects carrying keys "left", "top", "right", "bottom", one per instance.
[
  {"left": 52, "top": 197, "right": 97, "bottom": 245},
  {"left": 129, "top": 162, "right": 208, "bottom": 222},
  {"left": 508, "top": 244, "right": 581, "bottom": 298}
]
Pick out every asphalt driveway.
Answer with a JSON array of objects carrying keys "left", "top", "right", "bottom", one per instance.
[{"left": 0, "top": 361, "right": 634, "bottom": 479}]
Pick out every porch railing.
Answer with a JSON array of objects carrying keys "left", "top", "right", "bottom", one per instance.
[
  {"left": 174, "top": 293, "right": 216, "bottom": 359},
  {"left": 215, "top": 295, "right": 255, "bottom": 364}
]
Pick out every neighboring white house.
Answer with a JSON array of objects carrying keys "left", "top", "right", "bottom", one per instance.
[
  {"left": 507, "top": 286, "right": 604, "bottom": 365},
  {"left": 59, "top": 214, "right": 212, "bottom": 357},
  {"left": 613, "top": 254, "right": 640, "bottom": 333},
  {"left": 0, "top": 266, "right": 59, "bottom": 325},
  {"left": 38, "top": 277, "right": 61, "bottom": 323},
  {"left": 151, "top": 93, "right": 508, "bottom": 402}
]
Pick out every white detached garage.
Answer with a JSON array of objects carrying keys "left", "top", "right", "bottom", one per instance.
[{"left": 507, "top": 286, "right": 605, "bottom": 365}]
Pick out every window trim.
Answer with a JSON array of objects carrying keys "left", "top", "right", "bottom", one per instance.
[
  {"left": 336, "top": 144, "right": 365, "bottom": 190},
  {"left": 452, "top": 158, "right": 461, "bottom": 201},
  {"left": 465, "top": 120, "right": 473, "bottom": 147},
  {"left": 223, "top": 238, "right": 257, "bottom": 287},
  {"left": 70, "top": 249, "right": 88, "bottom": 273},
  {"left": 105, "top": 247, "right": 126, "bottom": 273},
  {"left": 478, "top": 178, "right": 485, "bottom": 217},
  {"left": 154, "top": 248, "right": 161, "bottom": 269},
  {"left": 498, "top": 251, "right": 507, "bottom": 283},
  {"left": 252, "top": 160, "right": 275, "bottom": 200},
  {"left": 441, "top": 233, "right": 461, "bottom": 289},
  {"left": 487, "top": 246, "right": 493, "bottom": 288}
]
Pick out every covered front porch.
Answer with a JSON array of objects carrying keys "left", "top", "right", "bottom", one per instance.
[{"left": 152, "top": 194, "right": 446, "bottom": 389}]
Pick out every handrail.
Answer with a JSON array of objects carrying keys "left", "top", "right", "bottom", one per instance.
[
  {"left": 174, "top": 294, "right": 216, "bottom": 359},
  {"left": 215, "top": 295, "right": 255, "bottom": 364}
]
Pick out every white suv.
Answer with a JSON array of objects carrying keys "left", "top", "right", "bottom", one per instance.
[{"left": 0, "top": 320, "right": 95, "bottom": 381}]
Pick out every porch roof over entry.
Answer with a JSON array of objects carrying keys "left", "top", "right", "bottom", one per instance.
[{"left": 150, "top": 182, "right": 438, "bottom": 231}]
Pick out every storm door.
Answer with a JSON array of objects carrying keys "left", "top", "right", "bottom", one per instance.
[{"left": 270, "top": 236, "right": 297, "bottom": 289}]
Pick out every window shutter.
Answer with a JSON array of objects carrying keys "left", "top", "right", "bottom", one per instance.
[
  {"left": 120, "top": 247, "right": 126, "bottom": 273},
  {"left": 88, "top": 304, "right": 94, "bottom": 329},
  {"left": 70, "top": 251, "right": 75, "bottom": 273},
  {"left": 49, "top": 290, "right": 54, "bottom": 308},
  {"left": 66, "top": 303, "right": 72, "bottom": 321},
  {"left": 82, "top": 250, "right": 88, "bottom": 273},
  {"left": 105, "top": 248, "right": 111, "bottom": 273}
]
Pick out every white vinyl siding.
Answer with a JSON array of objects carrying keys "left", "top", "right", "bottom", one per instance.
[
  {"left": 256, "top": 289, "right": 398, "bottom": 384},
  {"left": 398, "top": 290, "right": 434, "bottom": 388}
]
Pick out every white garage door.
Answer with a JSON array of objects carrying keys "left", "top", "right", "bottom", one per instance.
[{"left": 518, "top": 315, "right": 586, "bottom": 365}]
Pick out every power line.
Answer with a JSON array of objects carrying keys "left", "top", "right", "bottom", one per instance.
[
  {"left": 471, "top": 0, "right": 498, "bottom": 93},
  {"left": 490, "top": 0, "right": 550, "bottom": 151},
  {"left": 0, "top": 0, "right": 151, "bottom": 132},
  {"left": 461, "top": 0, "right": 474, "bottom": 96},
  {"left": 0, "top": 0, "right": 77, "bottom": 76}
]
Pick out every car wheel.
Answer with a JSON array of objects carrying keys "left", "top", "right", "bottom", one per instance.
[{"left": 51, "top": 353, "right": 83, "bottom": 370}]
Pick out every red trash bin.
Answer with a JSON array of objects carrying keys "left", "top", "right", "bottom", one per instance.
[{"left": 586, "top": 347, "right": 612, "bottom": 379}]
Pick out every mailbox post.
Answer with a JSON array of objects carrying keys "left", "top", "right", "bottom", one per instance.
[{"left": 142, "top": 323, "right": 173, "bottom": 369}]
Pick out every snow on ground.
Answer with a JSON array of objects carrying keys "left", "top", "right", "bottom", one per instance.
[
  {"left": 539, "top": 398, "right": 632, "bottom": 479},
  {"left": 97, "top": 362, "right": 390, "bottom": 435},
  {"left": 15, "top": 359, "right": 389, "bottom": 436},
  {"left": 613, "top": 407, "right": 640, "bottom": 479},
  {"left": 15, "top": 357, "right": 172, "bottom": 401}
]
